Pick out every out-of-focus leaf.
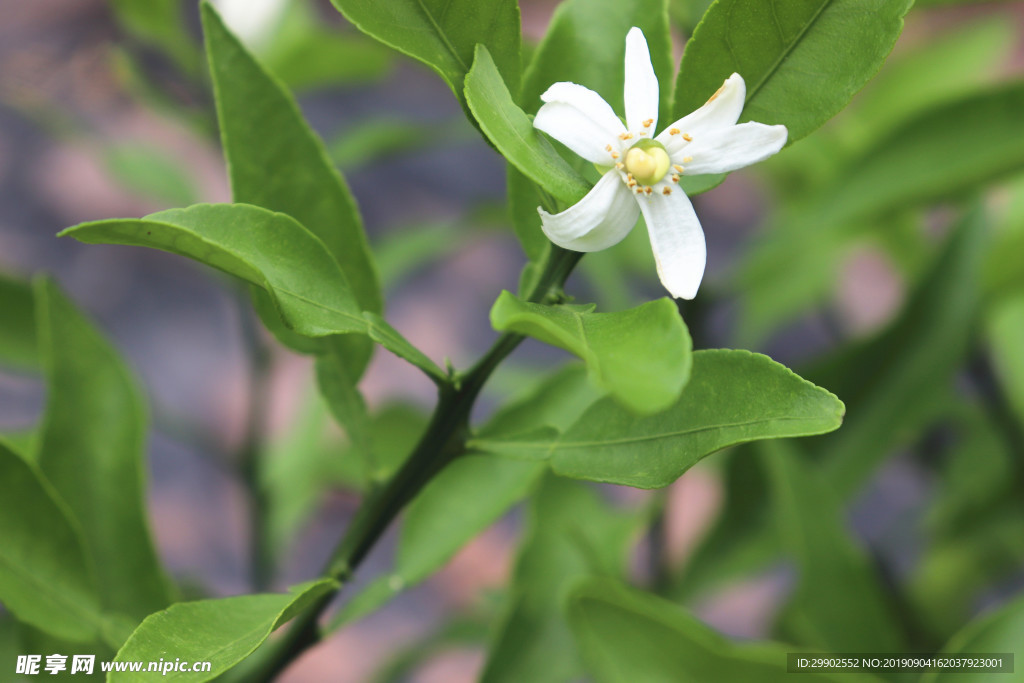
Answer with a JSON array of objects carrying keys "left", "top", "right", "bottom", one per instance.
[
  {"left": 490, "top": 292, "right": 692, "bottom": 414},
  {"left": 334, "top": 456, "right": 544, "bottom": 626},
  {"left": 987, "top": 293, "right": 1024, "bottom": 423},
  {"left": 507, "top": 166, "right": 551, "bottom": 263},
  {"left": 109, "top": 0, "right": 198, "bottom": 72},
  {"left": 109, "top": 580, "right": 337, "bottom": 683},
  {"left": 521, "top": 0, "right": 672, "bottom": 126},
  {"left": 314, "top": 353, "right": 375, "bottom": 490},
  {"left": 373, "top": 222, "right": 465, "bottom": 287},
  {"left": 62, "top": 204, "right": 365, "bottom": 337},
  {"left": 675, "top": 0, "right": 913, "bottom": 144},
  {"left": 475, "top": 350, "right": 844, "bottom": 489},
  {"left": 922, "top": 593, "right": 1024, "bottom": 683},
  {"left": 805, "top": 207, "right": 988, "bottom": 496},
  {"left": 465, "top": 46, "right": 590, "bottom": 207},
  {"left": 0, "top": 273, "right": 37, "bottom": 371},
  {"left": 329, "top": 119, "right": 472, "bottom": 170},
  {"left": 480, "top": 476, "right": 644, "bottom": 683},
  {"left": 329, "top": 0, "right": 521, "bottom": 116},
  {"left": 35, "top": 279, "right": 172, "bottom": 623},
  {"left": 567, "top": 578, "right": 884, "bottom": 683},
  {"left": 103, "top": 145, "right": 199, "bottom": 207},
  {"left": 764, "top": 441, "right": 904, "bottom": 652},
  {"left": 0, "top": 443, "right": 112, "bottom": 645}
]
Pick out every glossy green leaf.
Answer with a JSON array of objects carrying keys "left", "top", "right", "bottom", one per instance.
[
  {"left": 465, "top": 45, "right": 590, "bottom": 206},
  {"left": 34, "top": 279, "right": 172, "bottom": 623},
  {"left": 335, "top": 456, "right": 545, "bottom": 626},
  {"left": 567, "top": 578, "right": 883, "bottom": 683},
  {"left": 109, "top": 580, "right": 337, "bottom": 682},
  {"left": 490, "top": 292, "right": 692, "bottom": 414},
  {"left": 922, "top": 593, "right": 1024, "bottom": 683},
  {"left": 61, "top": 204, "right": 366, "bottom": 338},
  {"left": 521, "top": 0, "right": 673, "bottom": 125},
  {"left": 329, "top": 0, "right": 521, "bottom": 115},
  {"left": 481, "top": 476, "right": 644, "bottom": 683},
  {"left": 675, "top": 0, "right": 913, "bottom": 143},
  {"left": 805, "top": 207, "right": 987, "bottom": 496},
  {"left": 0, "top": 273, "right": 37, "bottom": 371},
  {"left": 764, "top": 441, "right": 903, "bottom": 652},
  {"left": 475, "top": 350, "right": 844, "bottom": 488},
  {"left": 0, "top": 443, "right": 109, "bottom": 645}
]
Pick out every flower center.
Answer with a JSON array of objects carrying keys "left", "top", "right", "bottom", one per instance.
[{"left": 624, "top": 139, "right": 670, "bottom": 185}]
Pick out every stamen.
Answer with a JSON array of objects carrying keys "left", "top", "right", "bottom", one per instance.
[
  {"left": 706, "top": 85, "right": 725, "bottom": 104},
  {"left": 635, "top": 188, "right": 644, "bottom": 194},
  {"left": 627, "top": 180, "right": 637, "bottom": 187},
  {"left": 670, "top": 174, "right": 679, "bottom": 183},
  {"left": 611, "top": 151, "right": 619, "bottom": 159},
  {"left": 615, "top": 162, "right": 624, "bottom": 169},
  {"left": 662, "top": 187, "right": 672, "bottom": 195},
  {"left": 619, "top": 132, "right": 634, "bottom": 140},
  {"left": 683, "top": 156, "right": 693, "bottom": 163},
  {"left": 644, "top": 186, "right": 653, "bottom": 195},
  {"left": 672, "top": 165, "right": 684, "bottom": 172},
  {"left": 605, "top": 144, "right": 613, "bottom": 152},
  {"left": 669, "top": 128, "right": 680, "bottom": 135},
  {"left": 683, "top": 133, "right": 693, "bottom": 141},
  {"left": 643, "top": 118, "right": 654, "bottom": 128}
]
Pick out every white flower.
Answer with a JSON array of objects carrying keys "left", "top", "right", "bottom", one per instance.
[{"left": 533, "top": 27, "right": 788, "bottom": 299}]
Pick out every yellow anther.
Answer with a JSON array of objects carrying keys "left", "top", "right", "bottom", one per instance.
[
  {"left": 683, "top": 133, "right": 693, "bottom": 141},
  {"left": 611, "top": 151, "right": 619, "bottom": 159},
  {"left": 605, "top": 144, "right": 613, "bottom": 152},
  {"left": 669, "top": 128, "right": 680, "bottom": 135},
  {"left": 619, "top": 132, "right": 634, "bottom": 140},
  {"left": 615, "top": 162, "right": 624, "bottom": 169},
  {"left": 644, "top": 186, "right": 653, "bottom": 195},
  {"left": 662, "top": 187, "right": 672, "bottom": 195},
  {"left": 636, "top": 188, "right": 644, "bottom": 194},
  {"left": 671, "top": 174, "right": 679, "bottom": 182},
  {"left": 643, "top": 118, "right": 654, "bottom": 128},
  {"left": 673, "top": 164, "right": 684, "bottom": 172},
  {"left": 706, "top": 85, "right": 724, "bottom": 104},
  {"left": 683, "top": 156, "right": 693, "bottom": 163},
  {"left": 627, "top": 180, "right": 637, "bottom": 187}
]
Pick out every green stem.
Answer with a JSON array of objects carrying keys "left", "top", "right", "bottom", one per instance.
[{"left": 247, "top": 245, "right": 583, "bottom": 681}]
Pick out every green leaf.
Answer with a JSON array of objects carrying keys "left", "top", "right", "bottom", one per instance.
[
  {"left": 507, "top": 165, "right": 551, "bottom": 263},
  {"left": 334, "top": 456, "right": 544, "bottom": 626},
  {"left": 364, "top": 312, "right": 448, "bottom": 386},
  {"left": 314, "top": 353, "right": 375, "bottom": 490},
  {"left": 922, "top": 593, "right": 1024, "bottom": 683},
  {"left": 567, "top": 578, "right": 884, "bottom": 683},
  {"left": 0, "top": 273, "right": 38, "bottom": 371},
  {"left": 102, "top": 145, "right": 199, "bottom": 207},
  {"left": 474, "top": 350, "right": 844, "bottom": 489},
  {"left": 34, "top": 278, "right": 172, "bottom": 623},
  {"left": 987, "top": 293, "right": 1024, "bottom": 424},
  {"left": 675, "top": 0, "right": 913, "bottom": 143},
  {"left": 481, "top": 476, "right": 645, "bottom": 683},
  {"left": 202, "top": 1, "right": 380, "bottom": 368},
  {"left": 61, "top": 204, "right": 367, "bottom": 338},
  {"left": 108, "top": 0, "right": 197, "bottom": 72},
  {"left": 465, "top": 45, "right": 590, "bottom": 206},
  {"left": 763, "top": 441, "right": 904, "bottom": 652},
  {"left": 0, "top": 443, "right": 108, "bottom": 645},
  {"left": 109, "top": 580, "right": 337, "bottom": 682},
  {"left": 805, "top": 207, "right": 988, "bottom": 496},
  {"left": 490, "top": 292, "right": 692, "bottom": 414},
  {"left": 521, "top": 0, "right": 673, "bottom": 125},
  {"left": 818, "top": 81, "right": 1024, "bottom": 227},
  {"left": 328, "top": 0, "right": 521, "bottom": 117}
]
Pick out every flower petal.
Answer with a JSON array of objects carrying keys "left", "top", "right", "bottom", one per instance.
[
  {"left": 656, "top": 73, "right": 746, "bottom": 157},
  {"left": 636, "top": 189, "right": 705, "bottom": 299},
  {"left": 535, "top": 83, "right": 626, "bottom": 164},
  {"left": 539, "top": 172, "right": 639, "bottom": 252},
  {"left": 676, "top": 122, "right": 787, "bottom": 175},
  {"left": 624, "top": 27, "right": 659, "bottom": 133}
]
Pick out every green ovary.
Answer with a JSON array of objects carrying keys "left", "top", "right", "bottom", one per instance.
[{"left": 624, "top": 139, "right": 670, "bottom": 185}]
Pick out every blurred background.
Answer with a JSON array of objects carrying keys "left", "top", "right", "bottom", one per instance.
[{"left": 1, "top": 0, "right": 1024, "bottom": 680}]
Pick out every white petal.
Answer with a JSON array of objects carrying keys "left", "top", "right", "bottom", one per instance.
[
  {"left": 677, "top": 122, "right": 787, "bottom": 175},
  {"left": 624, "top": 27, "right": 659, "bottom": 133},
  {"left": 539, "top": 172, "right": 639, "bottom": 252},
  {"left": 535, "top": 82, "right": 625, "bottom": 164},
  {"left": 656, "top": 73, "right": 746, "bottom": 157},
  {"left": 636, "top": 189, "right": 705, "bottom": 299}
]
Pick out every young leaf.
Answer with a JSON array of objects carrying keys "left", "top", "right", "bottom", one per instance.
[
  {"left": 481, "top": 476, "right": 645, "bottom": 683},
  {"left": 109, "top": 579, "right": 337, "bottom": 682},
  {"left": 521, "top": 0, "right": 673, "bottom": 125},
  {"left": 474, "top": 350, "right": 844, "bottom": 488},
  {"left": 202, "top": 2, "right": 381, "bottom": 318},
  {"left": 490, "top": 292, "right": 692, "bottom": 415},
  {"left": 328, "top": 0, "right": 521, "bottom": 116},
  {"left": 566, "top": 578, "right": 884, "bottom": 683},
  {"left": 0, "top": 443, "right": 108, "bottom": 645},
  {"left": 465, "top": 45, "right": 590, "bottom": 206},
  {"left": 364, "top": 312, "right": 448, "bottom": 386},
  {"left": 34, "top": 279, "right": 173, "bottom": 623},
  {"left": 334, "top": 456, "right": 545, "bottom": 626},
  {"left": 0, "top": 273, "right": 38, "bottom": 371},
  {"left": 675, "top": 0, "right": 914, "bottom": 143},
  {"left": 61, "top": 204, "right": 367, "bottom": 338},
  {"left": 764, "top": 441, "right": 904, "bottom": 652}
]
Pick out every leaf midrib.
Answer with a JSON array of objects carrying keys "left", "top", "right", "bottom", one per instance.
[{"left": 414, "top": 0, "right": 469, "bottom": 73}]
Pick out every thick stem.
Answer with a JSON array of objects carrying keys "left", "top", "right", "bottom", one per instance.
[{"left": 247, "top": 246, "right": 583, "bottom": 681}]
